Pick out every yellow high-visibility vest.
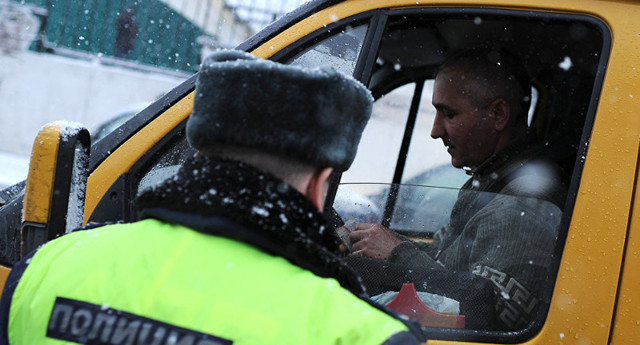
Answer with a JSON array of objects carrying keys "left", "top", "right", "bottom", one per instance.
[{"left": 7, "top": 219, "right": 411, "bottom": 345}]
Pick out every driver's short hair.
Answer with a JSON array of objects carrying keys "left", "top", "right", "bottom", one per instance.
[{"left": 438, "top": 46, "right": 532, "bottom": 125}]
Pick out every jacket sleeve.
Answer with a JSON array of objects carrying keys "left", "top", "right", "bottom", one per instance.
[
  {"left": 0, "top": 251, "right": 35, "bottom": 345},
  {"left": 387, "top": 237, "right": 443, "bottom": 268}
]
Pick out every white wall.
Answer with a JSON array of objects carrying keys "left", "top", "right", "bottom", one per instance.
[{"left": 0, "top": 50, "right": 187, "bottom": 157}]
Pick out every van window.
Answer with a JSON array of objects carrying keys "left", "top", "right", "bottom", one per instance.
[
  {"left": 288, "top": 24, "right": 368, "bottom": 76},
  {"left": 332, "top": 9, "right": 608, "bottom": 341}
]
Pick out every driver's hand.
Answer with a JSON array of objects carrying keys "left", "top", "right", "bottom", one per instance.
[{"left": 348, "top": 223, "right": 403, "bottom": 260}]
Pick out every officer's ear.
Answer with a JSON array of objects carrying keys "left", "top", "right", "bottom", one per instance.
[
  {"left": 305, "top": 167, "right": 334, "bottom": 212},
  {"left": 489, "top": 98, "right": 510, "bottom": 131}
]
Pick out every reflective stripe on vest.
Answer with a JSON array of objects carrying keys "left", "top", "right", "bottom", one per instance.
[{"left": 9, "top": 219, "right": 409, "bottom": 345}]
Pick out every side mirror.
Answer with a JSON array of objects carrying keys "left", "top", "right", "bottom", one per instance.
[{"left": 21, "top": 122, "right": 91, "bottom": 256}]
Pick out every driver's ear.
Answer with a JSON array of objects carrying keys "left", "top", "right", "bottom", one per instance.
[
  {"left": 305, "top": 167, "right": 334, "bottom": 212},
  {"left": 489, "top": 98, "right": 510, "bottom": 131}
]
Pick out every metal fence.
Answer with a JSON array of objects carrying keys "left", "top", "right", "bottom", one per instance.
[{"left": 9, "top": 0, "right": 305, "bottom": 73}]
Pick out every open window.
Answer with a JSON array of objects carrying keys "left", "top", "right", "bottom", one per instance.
[{"left": 283, "top": 7, "right": 608, "bottom": 342}]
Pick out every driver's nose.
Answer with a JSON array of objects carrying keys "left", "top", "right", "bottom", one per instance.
[{"left": 431, "top": 113, "right": 445, "bottom": 139}]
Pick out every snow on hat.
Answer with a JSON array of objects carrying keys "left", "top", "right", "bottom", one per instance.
[{"left": 186, "top": 50, "right": 373, "bottom": 171}]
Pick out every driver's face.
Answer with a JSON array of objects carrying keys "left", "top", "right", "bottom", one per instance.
[{"left": 431, "top": 68, "right": 500, "bottom": 169}]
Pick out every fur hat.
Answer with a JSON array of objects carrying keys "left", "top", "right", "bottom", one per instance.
[{"left": 186, "top": 50, "right": 373, "bottom": 171}]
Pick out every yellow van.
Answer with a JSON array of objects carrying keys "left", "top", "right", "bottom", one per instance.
[{"left": 1, "top": 0, "right": 639, "bottom": 343}]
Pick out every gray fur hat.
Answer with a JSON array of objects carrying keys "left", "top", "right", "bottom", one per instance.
[{"left": 186, "top": 50, "right": 373, "bottom": 171}]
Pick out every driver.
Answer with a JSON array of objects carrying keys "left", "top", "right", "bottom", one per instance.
[{"left": 346, "top": 46, "right": 567, "bottom": 330}]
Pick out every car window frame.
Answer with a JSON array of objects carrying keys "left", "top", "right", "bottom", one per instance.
[
  {"left": 378, "top": 8, "right": 608, "bottom": 343},
  {"left": 273, "top": 6, "right": 611, "bottom": 342}
]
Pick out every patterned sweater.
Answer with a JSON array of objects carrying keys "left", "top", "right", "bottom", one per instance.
[{"left": 388, "top": 133, "right": 567, "bottom": 330}]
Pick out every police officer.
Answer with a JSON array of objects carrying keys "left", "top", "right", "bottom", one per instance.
[{"left": 0, "top": 50, "right": 424, "bottom": 344}]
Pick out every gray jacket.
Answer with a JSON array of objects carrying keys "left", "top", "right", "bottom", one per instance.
[{"left": 388, "top": 133, "right": 567, "bottom": 330}]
